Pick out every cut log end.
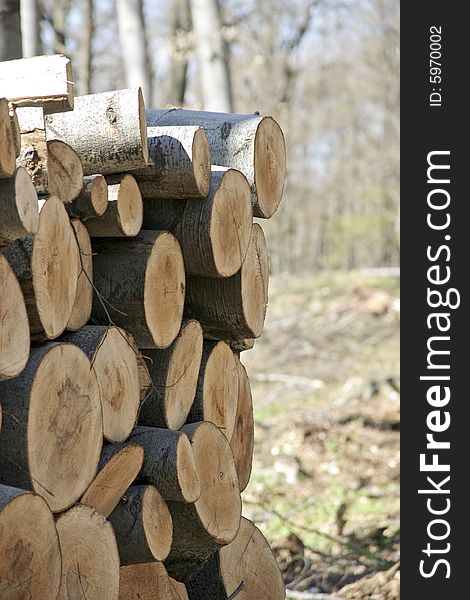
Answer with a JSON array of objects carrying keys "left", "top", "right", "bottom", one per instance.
[
  {"left": 240, "top": 223, "right": 269, "bottom": 337},
  {"left": 27, "top": 343, "right": 103, "bottom": 511},
  {"left": 56, "top": 505, "right": 120, "bottom": 600},
  {"left": 86, "top": 174, "right": 143, "bottom": 237},
  {"left": 67, "top": 174, "right": 109, "bottom": 219},
  {"left": 193, "top": 127, "right": 211, "bottom": 197},
  {"left": 208, "top": 169, "right": 252, "bottom": 277},
  {"left": 253, "top": 116, "right": 286, "bottom": 218},
  {"left": 119, "top": 563, "right": 189, "bottom": 600},
  {"left": 230, "top": 361, "right": 254, "bottom": 492},
  {"left": 141, "top": 485, "right": 173, "bottom": 561},
  {"left": 0, "top": 491, "right": 62, "bottom": 600},
  {"left": 138, "top": 87, "right": 149, "bottom": 165},
  {"left": 67, "top": 219, "right": 93, "bottom": 331},
  {"left": 176, "top": 432, "right": 202, "bottom": 503},
  {"left": 47, "top": 139, "right": 84, "bottom": 203},
  {"left": 32, "top": 195, "right": 80, "bottom": 339},
  {"left": 219, "top": 518, "right": 285, "bottom": 600},
  {"left": 144, "top": 231, "right": 185, "bottom": 348},
  {"left": 0, "top": 166, "right": 39, "bottom": 245},
  {"left": 0, "top": 255, "right": 30, "bottom": 381},
  {"left": 183, "top": 421, "right": 241, "bottom": 544},
  {"left": 0, "top": 98, "right": 16, "bottom": 178},
  {"left": 81, "top": 443, "right": 144, "bottom": 518}
]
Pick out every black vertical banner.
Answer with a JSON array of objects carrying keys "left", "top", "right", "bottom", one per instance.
[{"left": 401, "top": 3, "right": 466, "bottom": 598}]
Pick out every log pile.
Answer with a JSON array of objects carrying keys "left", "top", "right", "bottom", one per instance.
[{"left": 0, "top": 54, "right": 286, "bottom": 599}]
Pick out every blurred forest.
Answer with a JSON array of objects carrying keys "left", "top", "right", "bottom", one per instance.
[{"left": 1, "top": 0, "right": 399, "bottom": 274}]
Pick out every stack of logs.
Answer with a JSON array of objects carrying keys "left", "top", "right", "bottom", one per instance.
[{"left": 0, "top": 54, "right": 286, "bottom": 600}]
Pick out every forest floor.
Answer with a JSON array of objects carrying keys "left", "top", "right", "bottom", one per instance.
[{"left": 241, "top": 270, "right": 400, "bottom": 599}]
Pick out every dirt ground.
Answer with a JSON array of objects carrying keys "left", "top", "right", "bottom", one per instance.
[{"left": 240, "top": 271, "right": 400, "bottom": 599}]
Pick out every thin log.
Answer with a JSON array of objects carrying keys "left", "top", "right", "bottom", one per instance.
[
  {"left": 185, "top": 223, "right": 269, "bottom": 340},
  {"left": 230, "top": 360, "right": 254, "bottom": 492},
  {"left": 67, "top": 219, "right": 93, "bottom": 330},
  {"left": 0, "top": 97, "right": 17, "bottom": 177},
  {"left": 81, "top": 443, "right": 144, "bottom": 517},
  {"left": 187, "top": 341, "right": 238, "bottom": 440},
  {"left": 0, "top": 342, "right": 103, "bottom": 512},
  {"left": 119, "top": 562, "right": 189, "bottom": 600},
  {"left": 143, "top": 167, "right": 252, "bottom": 277},
  {"left": 187, "top": 517, "right": 285, "bottom": 599},
  {"left": 139, "top": 319, "right": 203, "bottom": 430},
  {"left": 61, "top": 326, "right": 141, "bottom": 442},
  {"left": 86, "top": 174, "right": 143, "bottom": 237},
  {"left": 165, "top": 422, "right": 242, "bottom": 582},
  {"left": 1, "top": 195, "right": 80, "bottom": 340},
  {"left": 56, "top": 504, "right": 120, "bottom": 600},
  {"left": 0, "top": 488, "right": 62, "bottom": 599},
  {"left": 109, "top": 485, "right": 173, "bottom": 564},
  {"left": 91, "top": 231, "right": 185, "bottom": 349},
  {"left": 146, "top": 109, "right": 286, "bottom": 218},
  {"left": 0, "top": 254, "right": 30, "bottom": 381},
  {"left": 128, "top": 426, "right": 201, "bottom": 502},
  {"left": 66, "top": 174, "right": 109, "bottom": 219},
  {"left": 129, "top": 125, "right": 211, "bottom": 199},
  {"left": 0, "top": 166, "right": 38, "bottom": 246},
  {"left": 0, "top": 54, "right": 74, "bottom": 113},
  {"left": 45, "top": 88, "right": 149, "bottom": 175}
]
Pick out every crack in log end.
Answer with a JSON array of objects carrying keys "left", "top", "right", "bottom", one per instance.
[
  {"left": 66, "top": 560, "right": 90, "bottom": 600},
  {"left": 48, "top": 377, "right": 93, "bottom": 450}
]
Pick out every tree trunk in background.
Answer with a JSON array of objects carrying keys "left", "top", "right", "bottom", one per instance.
[
  {"left": 116, "top": 0, "right": 153, "bottom": 105},
  {"left": 52, "top": 0, "right": 67, "bottom": 54},
  {"left": 166, "top": 0, "right": 191, "bottom": 106},
  {"left": 77, "top": 0, "right": 93, "bottom": 95},
  {"left": 0, "top": 0, "right": 22, "bottom": 60},
  {"left": 189, "top": 0, "right": 232, "bottom": 112},
  {"left": 20, "top": 0, "right": 42, "bottom": 57}
]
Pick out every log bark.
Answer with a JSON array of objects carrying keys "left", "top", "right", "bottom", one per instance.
[
  {"left": 66, "top": 219, "right": 93, "bottom": 331},
  {"left": 130, "top": 125, "right": 211, "bottom": 199},
  {"left": 119, "top": 562, "right": 190, "bottom": 600},
  {"left": 45, "top": 88, "right": 149, "bottom": 175},
  {"left": 17, "top": 111, "right": 84, "bottom": 203},
  {"left": 128, "top": 426, "right": 201, "bottom": 502},
  {"left": 0, "top": 342, "right": 103, "bottom": 512},
  {"left": 230, "top": 338, "right": 255, "bottom": 353},
  {"left": 56, "top": 504, "right": 120, "bottom": 600},
  {"left": 91, "top": 231, "right": 185, "bottom": 349},
  {"left": 0, "top": 54, "right": 74, "bottom": 113},
  {"left": 0, "top": 254, "right": 29, "bottom": 381},
  {"left": 61, "top": 326, "right": 141, "bottom": 442},
  {"left": 0, "top": 97, "right": 17, "bottom": 178},
  {"left": 187, "top": 341, "right": 238, "bottom": 440},
  {"left": 0, "top": 488, "right": 62, "bottom": 600},
  {"left": 0, "top": 166, "right": 38, "bottom": 247},
  {"left": 165, "top": 422, "right": 241, "bottom": 582},
  {"left": 147, "top": 109, "right": 286, "bottom": 218},
  {"left": 81, "top": 443, "right": 144, "bottom": 517},
  {"left": 230, "top": 360, "right": 254, "bottom": 492},
  {"left": 185, "top": 223, "right": 269, "bottom": 340},
  {"left": 9, "top": 103, "right": 21, "bottom": 156},
  {"left": 139, "top": 319, "right": 203, "bottom": 430},
  {"left": 187, "top": 517, "right": 285, "bottom": 600},
  {"left": 109, "top": 485, "right": 173, "bottom": 564},
  {"left": 143, "top": 167, "right": 252, "bottom": 278},
  {"left": 1, "top": 195, "right": 80, "bottom": 339},
  {"left": 66, "top": 174, "right": 109, "bottom": 219},
  {"left": 86, "top": 174, "right": 143, "bottom": 237}
]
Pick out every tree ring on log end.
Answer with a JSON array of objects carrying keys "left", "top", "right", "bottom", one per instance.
[
  {"left": 31, "top": 195, "right": 80, "bottom": 339},
  {"left": 144, "top": 231, "right": 185, "bottom": 349},
  {"left": 253, "top": 117, "right": 286, "bottom": 218},
  {"left": 0, "top": 492, "right": 62, "bottom": 600},
  {"left": 27, "top": 343, "right": 102, "bottom": 511},
  {"left": 142, "top": 486, "right": 173, "bottom": 561},
  {"left": 176, "top": 433, "right": 202, "bottom": 503},
  {"left": 210, "top": 169, "right": 252, "bottom": 277},
  {"left": 193, "top": 127, "right": 211, "bottom": 197},
  {"left": 14, "top": 166, "right": 40, "bottom": 236},
  {"left": 241, "top": 223, "right": 269, "bottom": 338}
]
